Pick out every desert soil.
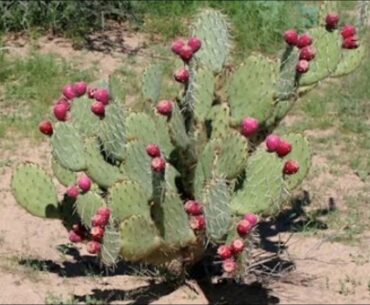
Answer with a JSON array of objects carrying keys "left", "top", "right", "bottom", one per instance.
[{"left": 1, "top": 26, "right": 370, "bottom": 304}]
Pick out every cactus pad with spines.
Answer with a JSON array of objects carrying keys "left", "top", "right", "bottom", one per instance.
[
  {"left": 167, "top": 103, "right": 190, "bottom": 149},
  {"left": 109, "top": 74, "right": 126, "bottom": 103},
  {"left": 227, "top": 55, "right": 278, "bottom": 122},
  {"left": 101, "top": 225, "right": 122, "bottom": 266},
  {"left": 276, "top": 47, "right": 299, "bottom": 101},
  {"left": 70, "top": 96, "right": 100, "bottom": 138},
  {"left": 11, "top": 163, "right": 59, "bottom": 218},
  {"left": 51, "top": 158, "right": 77, "bottom": 187},
  {"left": 208, "top": 103, "right": 231, "bottom": 140},
  {"left": 332, "top": 46, "right": 366, "bottom": 77},
  {"left": 75, "top": 192, "right": 105, "bottom": 228},
  {"left": 141, "top": 63, "right": 163, "bottom": 103}
]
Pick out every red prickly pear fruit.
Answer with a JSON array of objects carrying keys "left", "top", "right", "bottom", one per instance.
[
  {"left": 179, "top": 45, "right": 194, "bottom": 62},
  {"left": 156, "top": 100, "right": 173, "bottom": 116},
  {"left": 188, "top": 36, "right": 202, "bottom": 53},
  {"left": 184, "top": 200, "right": 203, "bottom": 216},
  {"left": 325, "top": 12, "right": 340, "bottom": 30},
  {"left": 342, "top": 36, "right": 359, "bottom": 49},
  {"left": 69, "top": 230, "right": 83, "bottom": 243},
  {"left": 90, "top": 226, "right": 105, "bottom": 241},
  {"left": 39, "top": 120, "right": 53, "bottom": 136},
  {"left": 189, "top": 215, "right": 206, "bottom": 231},
  {"left": 174, "top": 68, "right": 190, "bottom": 84},
  {"left": 217, "top": 245, "right": 233, "bottom": 259},
  {"left": 66, "top": 186, "right": 80, "bottom": 199},
  {"left": 91, "top": 101, "right": 105, "bottom": 117},
  {"left": 94, "top": 88, "right": 110, "bottom": 105},
  {"left": 231, "top": 239, "right": 245, "bottom": 254},
  {"left": 241, "top": 117, "right": 259, "bottom": 137},
  {"left": 243, "top": 213, "right": 258, "bottom": 227},
  {"left": 171, "top": 38, "right": 186, "bottom": 55},
  {"left": 283, "top": 160, "right": 300, "bottom": 175},
  {"left": 78, "top": 175, "right": 92, "bottom": 192},
  {"left": 265, "top": 134, "right": 281, "bottom": 152},
  {"left": 296, "top": 60, "right": 310, "bottom": 74},
  {"left": 299, "top": 46, "right": 316, "bottom": 61},
  {"left": 91, "top": 214, "right": 108, "bottom": 227},
  {"left": 296, "top": 34, "right": 313, "bottom": 49},
  {"left": 341, "top": 25, "right": 356, "bottom": 39},
  {"left": 56, "top": 97, "right": 71, "bottom": 110},
  {"left": 86, "top": 241, "right": 101, "bottom": 254},
  {"left": 62, "top": 84, "right": 76, "bottom": 100},
  {"left": 276, "top": 140, "right": 292, "bottom": 157},
  {"left": 222, "top": 258, "right": 237, "bottom": 274},
  {"left": 97, "top": 207, "right": 111, "bottom": 224},
  {"left": 73, "top": 81, "right": 87, "bottom": 97},
  {"left": 72, "top": 223, "right": 86, "bottom": 235},
  {"left": 283, "top": 29, "right": 298, "bottom": 46},
  {"left": 151, "top": 157, "right": 166, "bottom": 173},
  {"left": 237, "top": 219, "right": 252, "bottom": 236},
  {"left": 53, "top": 102, "right": 69, "bottom": 121},
  {"left": 87, "top": 87, "right": 97, "bottom": 99},
  {"left": 146, "top": 144, "right": 161, "bottom": 158}
]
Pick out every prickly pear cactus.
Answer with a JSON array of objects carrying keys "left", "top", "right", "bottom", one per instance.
[{"left": 12, "top": 7, "right": 365, "bottom": 279}]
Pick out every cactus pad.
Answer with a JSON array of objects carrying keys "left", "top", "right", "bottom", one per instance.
[
  {"left": 167, "top": 103, "right": 190, "bottom": 149},
  {"left": 332, "top": 46, "right": 366, "bottom": 77},
  {"left": 141, "top": 63, "right": 163, "bottom": 103},
  {"left": 51, "top": 158, "right": 77, "bottom": 187},
  {"left": 109, "top": 74, "right": 126, "bottom": 103},
  {"left": 208, "top": 103, "right": 231, "bottom": 140},
  {"left": 70, "top": 96, "right": 100, "bottom": 138},
  {"left": 11, "top": 163, "right": 59, "bottom": 218},
  {"left": 75, "top": 191, "right": 105, "bottom": 228},
  {"left": 101, "top": 225, "right": 122, "bottom": 266}
]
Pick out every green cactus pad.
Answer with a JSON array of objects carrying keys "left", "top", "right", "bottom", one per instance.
[
  {"left": 119, "top": 215, "right": 162, "bottom": 262},
  {"left": 208, "top": 103, "right": 231, "bottom": 140},
  {"left": 108, "top": 180, "right": 151, "bottom": 222},
  {"left": 11, "top": 163, "right": 59, "bottom": 218},
  {"left": 75, "top": 192, "right": 105, "bottom": 228},
  {"left": 141, "top": 63, "right": 163, "bottom": 103},
  {"left": 100, "top": 103, "right": 126, "bottom": 162},
  {"left": 191, "top": 9, "right": 231, "bottom": 73},
  {"left": 125, "top": 112, "right": 173, "bottom": 157},
  {"left": 84, "top": 138, "right": 123, "bottom": 189},
  {"left": 185, "top": 68, "right": 215, "bottom": 121},
  {"left": 299, "top": 28, "right": 342, "bottom": 86},
  {"left": 120, "top": 140, "right": 152, "bottom": 198},
  {"left": 109, "top": 74, "right": 126, "bottom": 104},
  {"left": 51, "top": 157, "right": 77, "bottom": 187},
  {"left": 282, "top": 133, "right": 311, "bottom": 191},
  {"left": 298, "top": 83, "right": 319, "bottom": 96},
  {"left": 266, "top": 99, "right": 295, "bottom": 129},
  {"left": 202, "top": 177, "right": 231, "bottom": 242},
  {"left": 152, "top": 191, "right": 196, "bottom": 249},
  {"left": 167, "top": 103, "right": 190, "bottom": 150},
  {"left": 231, "top": 150, "right": 284, "bottom": 216},
  {"left": 70, "top": 96, "right": 100, "bottom": 138},
  {"left": 51, "top": 123, "right": 86, "bottom": 171},
  {"left": 227, "top": 54, "right": 278, "bottom": 122},
  {"left": 332, "top": 46, "right": 366, "bottom": 77},
  {"left": 101, "top": 225, "right": 122, "bottom": 266}
]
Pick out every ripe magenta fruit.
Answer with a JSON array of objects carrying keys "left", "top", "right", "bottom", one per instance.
[
  {"left": 91, "top": 226, "right": 105, "bottom": 241},
  {"left": 296, "top": 34, "right": 313, "bottom": 49},
  {"left": 91, "top": 214, "right": 108, "bottom": 227},
  {"left": 73, "top": 81, "right": 87, "bottom": 97},
  {"left": 276, "top": 140, "right": 292, "bottom": 157},
  {"left": 241, "top": 117, "right": 259, "bottom": 137},
  {"left": 243, "top": 213, "right": 258, "bottom": 227},
  {"left": 231, "top": 239, "right": 245, "bottom": 254},
  {"left": 217, "top": 245, "right": 233, "bottom": 260},
  {"left": 341, "top": 25, "right": 356, "bottom": 39},
  {"left": 189, "top": 215, "right": 206, "bottom": 231},
  {"left": 156, "top": 100, "right": 173, "bottom": 116},
  {"left": 87, "top": 87, "right": 97, "bottom": 99},
  {"left": 283, "top": 29, "right": 298, "bottom": 46},
  {"left": 171, "top": 39, "right": 186, "bottom": 55},
  {"left": 265, "top": 134, "right": 281, "bottom": 152},
  {"left": 188, "top": 36, "right": 202, "bottom": 53},
  {"left": 69, "top": 230, "right": 83, "bottom": 243},
  {"left": 283, "top": 160, "right": 300, "bottom": 175},
  {"left": 62, "top": 84, "right": 76, "bottom": 100},
  {"left": 66, "top": 186, "right": 80, "bottom": 199},
  {"left": 91, "top": 101, "right": 105, "bottom": 117},
  {"left": 184, "top": 200, "right": 203, "bottom": 216},
  {"left": 86, "top": 241, "right": 101, "bottom": 254},
  {"left": 146, "top": 144, "right": 161, "bottom": 158},
  {"left": 342, "top": 36, "right": 359, "bottom": 49},
  {"left": 326, "top": 12, "right": 340, "bottom": 30},
  {"left": 222, "top": 258, "right": 237, "bottom": 274},
  {"left": 94, "top": 89, "right": 110, "bottom": 105},
  {"left": 174, "top": 68, "right": 190, "bottom": 84},
  {"left": 39, "top": 120, "right": 53, "bottom": 136},
  {"left": 97, "top": 207, "right": 111, "bottom": 224},
  {"left": 56, "top": 97, "right": 71, "bottom": 110},
  {"left": 53, "top": 102, "right": 69, "bottom": 121},
  {"left": 299, "top": 46, "right": 316, "bottom": 61},
  {"left": 78, "top": 175, "right": 91, "bottom": 192},
  {"left": 296, "top": 60, "right": 310, "bottom": 73},
  {"left": 179, "top": 45, "right": 193, "bottom": 62},
  {"left": 237, "top": 219, "right": 252, "bottom": 236},
  {"left": 151, "top": 157, "right": 166, "bottom": 173}
]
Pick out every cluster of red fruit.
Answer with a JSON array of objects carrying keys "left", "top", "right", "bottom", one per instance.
[
  {"left": 69, "top": 207, "right": 111, "bottom": 255},
  {"left": 217, "top": 213, "right": 258, "bottom": 274},
  {"left": 341, "top": 25, "right": 359, "bottom": 49},
  {"left": 65, "top": 175, "right": 92, "bottom": 199},
  {"left": 171, "top": 36, "right": 202, "bottom": 84},
  {"left": 145, "top": 143, "right": 167, "bottom": 173},
  {"left": 265, "top": 134, "right": 299, "bottom": 175},
  {"left": 38, "top": 81, "right": 111, "bottom": 136},
  {"left": 184, "top": 200, "right": 206, "bottom": 231}
]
